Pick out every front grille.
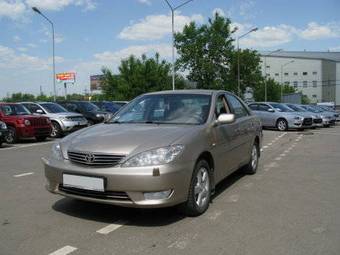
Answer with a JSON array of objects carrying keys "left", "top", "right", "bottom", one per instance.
[
  {"left": 67, "top": 116, "right": 85, "bottom": 122},
  {"left": 313, "top": 118, "right": 322, "bottom": 124},
  {"left": 68, "top": 150, "right": 125, "bottom": 167},
  {"left": 30, "top": 118, "right": 47, "bottom": 126},
  {"left": 302, "top": 118, "right": 312, "bottom": 126},
  {"left": 59, "top": 185, "right": 130, "bottom": 201}
]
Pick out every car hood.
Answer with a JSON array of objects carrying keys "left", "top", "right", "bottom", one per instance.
[{"left": 61, "top": 123, "right": 198, "bottom": 157}]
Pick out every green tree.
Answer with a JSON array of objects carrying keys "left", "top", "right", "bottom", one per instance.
[
  {"left": 101, "top": 53, "right": 185, "bottom": 100},
  {"left": 253, "top": 78, "right": 296, "bottom": 102}
]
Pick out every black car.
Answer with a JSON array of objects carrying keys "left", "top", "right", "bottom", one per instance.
[
  {"left": 57, "top": 101, "right": 110, "bottom": 125},
  {"left": 92, "top": 101, "right": 121, "bottom": 114},
  {"left": 0, "top": 121, "right": 9, "bottom": 147}
]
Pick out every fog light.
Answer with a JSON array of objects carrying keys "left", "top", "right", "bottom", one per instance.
[{"left": 144, "top": 190, "right": 172, "bottom": 200}]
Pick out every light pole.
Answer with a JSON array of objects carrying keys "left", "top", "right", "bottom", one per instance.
[
  {"left": 164, "top": 0, "right": 194, "bottom": 91},
  {"left": 280, "top": 60, "right": 294, "bottom": 102},
  {"left": 32, "top": 7, "right": 56, "bottom": 101},
  {"left": 237, "top": 27, "right": 258, "bottom": 97},
  {"left": 263, "top": 49, "right": 282, "bottom": 101}
]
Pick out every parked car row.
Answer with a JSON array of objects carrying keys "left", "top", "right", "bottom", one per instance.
[
  {"left": 0, "top": 100, "right": 128, "bottom": 146},
  {"left": 248, "top": 102, "right": 338, "bottom": 131}
]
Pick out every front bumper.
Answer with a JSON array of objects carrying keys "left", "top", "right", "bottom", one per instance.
[
  {"left": 42, "top": 157, "right": 194, "bottom": 208},
  {"left": 287, "top": 119, "right": 312, "bottom": 129},
  {"left": 60, "top": 120, "right": 88, "bottom": 133},
  {"left": 17, "top": 125, "right": 52, "bottom": 138}
]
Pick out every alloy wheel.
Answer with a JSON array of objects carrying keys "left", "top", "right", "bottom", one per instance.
[
  {"left": 251, "top": 144, "right": 258, "bottom": 170},
  {"left": 194, "top": 167, "right": 210, "bottom": 208}
]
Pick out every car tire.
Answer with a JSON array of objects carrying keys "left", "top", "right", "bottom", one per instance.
[
  {"left": 180, "top": 159, "right": 211, "bottom": 216},
  {"left": 276, "top": 118, "right": 288, "bottom": 131},
  {"left": 243, "top": 142, "right": 259, "bottom": 175},
  {"left": 51, "top": 121, "right": 62, "bottom": 138},
  {"left": 88, "top": 120, "right": 95, "bottom": 126},
  {"left": 36, "top": 136, "right": 47, "bottom": 142},
  {"left": 5, "top": 127, "right": 17, "bottom": 144}
]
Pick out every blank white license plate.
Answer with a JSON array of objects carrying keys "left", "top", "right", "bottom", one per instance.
[{"left": 63, "top": 174, "right": 104, "bottom": 192}]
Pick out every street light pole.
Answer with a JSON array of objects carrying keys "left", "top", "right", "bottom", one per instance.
[
  {"left": 280, "top": 60, "right": 294, "bottom": 102},
  {"left": 263, "top": 49, "right": 282, "bottom": 101},
  {"left": 164, "top": 0, "right": 194, "bottom": 91},
  {"left": 237, "top": 27, "right": 258, "bottom": 97},
  {"left": 32, "top": 7, "right": 56, "bottom": 102}
]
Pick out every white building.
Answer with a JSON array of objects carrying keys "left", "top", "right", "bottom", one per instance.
[{"left": 260, "top": 51, "right": 340, "bottom": 106}]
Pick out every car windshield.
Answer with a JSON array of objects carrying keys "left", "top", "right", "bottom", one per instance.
[
  {"left": 318, "top": 105, "right": 333, "bottom": 111},
  {"left": 286, "top": 104, "right": 306, "bottom": 112},
  {"left": 270, "top": 103, "right": 294, "bottom": 112},
  {"left": 109, "top": 94, "right": 211, "bottom": 125},
  {"left": 301, "top": 105, "right": 321, "bottom": 113},
  {"left": 77, "top": 102, "right": 100, "bottom": 112},
  {"left": 103, "top": 102, "right": 120, "bottom": 112},
  {"left": 40, "top": 103, "right": 68, "bottom": 113},
  {"left": 1, "top": 104, "right": 30, "bottom": 116}
]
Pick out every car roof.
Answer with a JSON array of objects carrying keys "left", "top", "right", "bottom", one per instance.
[{"left": 144, "top": 89, "right": 225, "bottom": 96}]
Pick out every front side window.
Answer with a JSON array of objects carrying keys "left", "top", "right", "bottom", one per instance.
[
  {"left": 215, "top": 94, "right": 230, "bottom": 117},
  {"left": 40, "top": 103, "right": 68, "bottom": 113},
  {"left": 248, "top": 104, "right": 258, "bottom": 111},
  {"left": 226, "top": 94, "right": 249, "bottom": 118},
  {"left": 111, "top": 94, "right": 211, "bottom": 125},
  {"left": 258, "top": 104, "right": 270, "bottom": 112},
  {"left": 24, "top": 104, "right": 42, "bottom": 113}
]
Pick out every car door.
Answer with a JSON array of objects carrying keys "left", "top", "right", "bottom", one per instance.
[
  {"left": 258, "top": 104, "right": 275, "bottom": 127},
  {"left": 210, "top": 93, "right": 241, "bottom": 182},
  {"left": 225, "top": 94, "right": 253, "bottom": 165}
]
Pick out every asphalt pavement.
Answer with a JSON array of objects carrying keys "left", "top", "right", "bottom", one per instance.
[{"left": 0, "top": 127, "right": 339, "bottom": 255}]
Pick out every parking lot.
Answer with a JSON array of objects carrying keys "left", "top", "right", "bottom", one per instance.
[{"left": 0, "top": 126, "right": 339, "bottom": 255}]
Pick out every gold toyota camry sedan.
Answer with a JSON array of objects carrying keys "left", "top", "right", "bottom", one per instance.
[{"left": 43, "top": 90, "right": 262, "bottom": 216}]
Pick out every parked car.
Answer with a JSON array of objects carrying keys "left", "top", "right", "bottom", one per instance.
[
  {"left": 92, "top": 101, "right": 121, "bottom": 114},
  {"left": 0, "top": 103, "right": 52, "bottom": 143},
  {"left": 248, "top": 102, "right": 312, "bottom": 131},
  {"left": 317, "top": 105, "right": 340, "bottom": 121},
  {"left": 43, "top": 90, "right": 262, "bottom": 216},
  {"left": 0, "top": 120, "right": 8, "bottom": 147},
  {"left": 57, "top": 101, "right": 111, "bottom": 125},
  {"left": 284, "top": 103, "right": 323, "bottom": 128},
  {"left": 21, "top": 102, "right": 88, "bottom": 138},
  {"left": 300, "top": 105, "right": 335, "bottom": 127}
]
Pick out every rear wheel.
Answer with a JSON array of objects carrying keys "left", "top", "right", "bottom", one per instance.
[
  {"left": 5, "top": 127, "right": 17, "bottom": 144},
  {"left": 243, "top": 142, "right": 259, "bottom": 175},
  {"left": 276, "top": 118, "right": 288, "bottom": 131},
  {"left": 50, "top": 121, "right": 62, "bottom": 138},
  {"left": 180, "top": 160, "right": 211, "bottom": 216}
]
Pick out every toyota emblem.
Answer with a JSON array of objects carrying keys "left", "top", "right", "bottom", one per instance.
[{"left": 84, "top": 153, "right": 95, "bottom": 163}]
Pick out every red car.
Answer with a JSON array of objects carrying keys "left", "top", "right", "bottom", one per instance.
[{"left": 0, "top": 103, "right": 52, "bottom": 143}]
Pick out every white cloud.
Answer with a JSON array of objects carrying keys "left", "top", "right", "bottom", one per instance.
[
  {"left": 25, "top": 0, "right": 96, "bottom": 11},
  {"left": 27, "top": 43, "right": 37, "bottom": 48},
  {"left": 138, "top": 0, "right": 151, "bottom": 5},
  {"left": 13, "top": 35, "right": 21, "bottom": 42},
  {"left": 119, "top": 12, "right": 204, "bottom": 40},
  {"left": 0, "top": 0, "right": 26, "bottom": 20},
  {"left": 329, "top": 45, "right": 340, "bottom": 51},
  {"left": 0, "top": 44, "right": 63, "bottom": 71},
  {"left": 17, "top": 47, "right": 27, "bottom": 52},
  {"left": 300, "top": 22, "right": 340, "bottom": 40}
]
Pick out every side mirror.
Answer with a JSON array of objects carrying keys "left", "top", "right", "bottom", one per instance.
[
  {"left": 267, "top": 108, "right": 275, "bottom": 113},
  {"left": 215, "top": 113, "right": 235, "bottom": 125},
  {"left": 36, "top": 109, "right": 44, "bottom": 114}
]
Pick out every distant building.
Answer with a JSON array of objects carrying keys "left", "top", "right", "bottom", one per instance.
[
  {"left": 260, "top": 51, "right": 340, "bottom": 106},
  {"left": 90, "top": 75, "right": 105, "bottom": 93}
]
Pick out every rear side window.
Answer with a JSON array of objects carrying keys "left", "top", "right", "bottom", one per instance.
[{"left": 226, "top": 94, "right": 249, "bottom": 118}]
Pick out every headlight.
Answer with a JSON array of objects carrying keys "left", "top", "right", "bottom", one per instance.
[
  {"left": 0, "top": 122, "right": 6, "bottom": 129},
  {"left": 121, "top": 145, "right": 184, "bottom": 167},
  {"left": 51, "top": 143, "right": 63, "bottom": 160},
  {"left": 294, "top": 116, "right": 303, "bottom": 120},
  {"left": 46, "top": 118, "right": 51, "bottom": 124},
  {"left": 96, "top": 113, "right": 104, "bottom": 118},
  {"left": 24, "top": 119, "right": 31, "bottom": 126}
]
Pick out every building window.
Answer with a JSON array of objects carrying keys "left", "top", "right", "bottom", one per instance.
[
  {"left": 275, "top": 73, "right": 279, "bottom": 76},
  {"left": 284, "top": 72, "right": 289, "bottom": 76},
  {"left": 312, "top": 94, "right": 317, "bottom": 98},
  {"left": 266, "top": 65, "right": 270, "bottom": 69},
  {"left": 313, "top": 71, "right": 317, "bottom": 75},
  {"left": 303, "top": 81, "right": 308, "bottom": 88},
  {"left": 303, "top": 72, "right": 308, "bottom": 75},
  {"left": 284, "top": 81, "right": 290, "bottom": 85},
  {"left": 293, "top": 81, "right": 298, "bottom": 88},
  {"left": 312, "top": 81, "right": 317, "bottom": 88},
  {"left": 293, "top": 72, "right": 298, "bottom": 76},
  {"left": 266, "top": 73, "right": 270, "bottom": 77}
]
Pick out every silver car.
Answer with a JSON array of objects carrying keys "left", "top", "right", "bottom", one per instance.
[
  {"left": 43, "top": 90, "right": 262, "bottom": 216},
  {"left": 285, "top": 103, "right": 323, "bottom": 128},
  {"left": 248, "top": 102, "right": 312, "bottom": 131},
  {"left": 300, "top": 105, "right": 335, "bottom": 127},
  {"left": 21, "top": 102, "right": 88, "bottom": 138}
]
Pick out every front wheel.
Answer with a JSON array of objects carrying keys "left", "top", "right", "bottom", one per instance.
[
  {"left": 180, "top": 160, "right": 211, "bottom": 216},
  {"left": 5, "top": 127, "right": 17, "bottom": 144},
  {"left": 276, "top": 119, "right": 288, "bottom": 131},
  {"left": 243, "top": 142, "right": 259, "bottom": 175},
  {"left": 50, "top": 122, "right": 62, "bottom": 138}
]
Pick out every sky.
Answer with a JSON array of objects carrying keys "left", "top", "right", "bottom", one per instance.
[{"left": 0, "top": 0, "right": 340, "bottom": 98}]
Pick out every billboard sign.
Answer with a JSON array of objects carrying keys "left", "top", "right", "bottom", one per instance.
[
  {"left": 90, "top": 75, "right": 104, "bottom": 91},
  {"left": 56, "top": 72, "right": 76, "bottom": 83}
]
